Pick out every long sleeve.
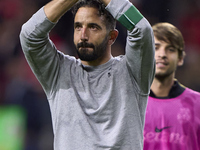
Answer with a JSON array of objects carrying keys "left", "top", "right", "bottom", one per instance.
[
  {"left": 106, "top": 0, "right": 155, "bottom": 95},
  {"left": 20, "top": 7, "right": 61, "bottom": 98}
]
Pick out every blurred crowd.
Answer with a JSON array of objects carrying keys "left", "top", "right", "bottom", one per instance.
[{"left": 0, "top": 0, "right": 200, "bottom": 149}]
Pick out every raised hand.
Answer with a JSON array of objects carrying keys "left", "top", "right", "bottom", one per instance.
[
  {"left": 99, "top": 0, "right": 112, "bottom": 6},
  {"left": 44, "top": 0, "right": 79, "bottom": 22}
]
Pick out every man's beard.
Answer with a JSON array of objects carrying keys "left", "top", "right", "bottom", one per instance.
[
  {"left": 75, "top": 37, "right": 108, "bottom": 61},
  {"left": 155, "top": 69, "right": 174, "bottom": 81}
]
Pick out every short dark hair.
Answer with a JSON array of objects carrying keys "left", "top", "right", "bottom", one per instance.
[
  {"left": 152, "top": 22, "right": 185, "bottom": 58},
  {"left": 72, "top": 0, "right": 116, "bottom": 31}
]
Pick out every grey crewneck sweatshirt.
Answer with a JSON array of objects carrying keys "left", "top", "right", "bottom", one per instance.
[{"left": 20, "top": 0, "right": 155, "bottom": 149}]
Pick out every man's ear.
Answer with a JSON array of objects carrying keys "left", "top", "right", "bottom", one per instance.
[
  {"left": 178, "top": 51, "right": 186, "bottom": 66},
  {"left": 178, "top": 56, "right": 184, "bottom": 66},
  {"left": 108, "top": 29, "right": 119, "bottom": 45}
]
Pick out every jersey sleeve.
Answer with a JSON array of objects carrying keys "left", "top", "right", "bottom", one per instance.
[
  {"left": 106, "top": 0, "right": 155, "bottom": 95},
  {"left": 19, "top": 7, "right": 61, "bottom": 98}
]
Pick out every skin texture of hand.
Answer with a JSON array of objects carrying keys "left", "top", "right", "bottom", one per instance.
[
  {"left": 44, "top": 0, "right": 112, "bottom": 23},
  {"left": 100, "top": 0, "right": 111, "bottom": 6},
  {"left": 44, "top": 0, "right": 79, "bottom": 22}
]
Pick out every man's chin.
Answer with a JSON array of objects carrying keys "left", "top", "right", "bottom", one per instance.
[
  {"left": 77, "top": 51, "right": 96, "bottom": 61},
  {"left": 155, "top": 71, "right": 165, "bottom": 76},
  {"left": 155, "top": 71, "right": 174, "bottom": 80},
  {"left": 79, "top": 56, "right": 97, "bottom": 61}
]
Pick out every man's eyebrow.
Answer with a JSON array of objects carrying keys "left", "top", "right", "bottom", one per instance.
[
  {"left": 74, "top": 22, "right": 102, "bottom": 30},
  {"left": 88, "top": 23, "right": 102, "bottom": 30},
  {"left": 74, "top": 22, "right": 81, "bottom": 26},
  {"left": 165, "top": 44, "right": 175, "bottom": 49},
  {"left": 155, "top": 43, "right": 161, "bottom": 46}
]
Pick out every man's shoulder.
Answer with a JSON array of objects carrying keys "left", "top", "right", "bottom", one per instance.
[{"left": 185, "top": 88, "right": 200, "bottom": 96}]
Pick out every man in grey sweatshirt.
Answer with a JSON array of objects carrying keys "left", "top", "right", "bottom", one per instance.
[{"left": 20, "top": 0, "right": 155, "bottom": 149}]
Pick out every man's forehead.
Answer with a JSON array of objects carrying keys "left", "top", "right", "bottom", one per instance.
[
  {"left": 75, "top": 7, "right": 99, "bottom": 17},
  {"left": 74, "top": 7, "right": 105, "bottom": 24}
]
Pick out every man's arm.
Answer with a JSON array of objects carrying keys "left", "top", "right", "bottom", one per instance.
[
  {"left": 20, "top": 0, "right": 79, "bottom": 98},
  {"left": 99, "top": 0, "right": 111, "bottom": 6},
  {"left": 44, "top": 0, "right": 79, "bottom": 22},
  {"left": 43, "top": 0, "right": 111, "bottom": 23},
  {"left": 105, "top": 0, "right": 155, "bottom": 94}
]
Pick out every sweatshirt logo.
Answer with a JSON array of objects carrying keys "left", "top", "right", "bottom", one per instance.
[{"left": 155, "top": 126, "right": 171, "bottom": 132}]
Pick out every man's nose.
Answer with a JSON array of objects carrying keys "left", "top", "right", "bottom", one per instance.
[
  {"left": 81, "top": 28, "right": 89, "bottom": 41},
  {"left": 158, "top": 48, "right": 167, "bottom": 58}
]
